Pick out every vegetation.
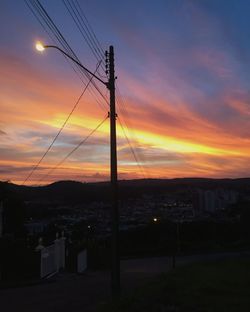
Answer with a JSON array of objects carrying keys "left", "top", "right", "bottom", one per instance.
[
  {"left": 99, "top": 258, "right": 250, "bottom": 312},
  {"left": 0, "top": 181, "right": 26, "bottom": 237}
]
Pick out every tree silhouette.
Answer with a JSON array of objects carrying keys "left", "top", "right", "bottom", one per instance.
[{"left": 0, "top": 182, "right": 26, "bottom": 237}]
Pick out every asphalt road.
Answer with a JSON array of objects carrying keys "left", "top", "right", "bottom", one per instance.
[{"left": 1, "top": 251, "right": 248, "bottom": 312}]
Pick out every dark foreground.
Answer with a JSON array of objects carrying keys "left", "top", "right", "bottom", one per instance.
[
  {"left": 1, "top": 252, "right": 249, "bottom": 312},
  {"left": 102, "top": 257, "right": 250, "bottom": 312}
]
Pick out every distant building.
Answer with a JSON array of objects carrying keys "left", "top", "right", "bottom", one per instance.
[{"left": 193, "top": 189, "right": 238, "bottom": 214}]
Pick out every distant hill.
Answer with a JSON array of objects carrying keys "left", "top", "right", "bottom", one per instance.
[{"left": 1, "top": 178, "right": 250, "bottom": 205}]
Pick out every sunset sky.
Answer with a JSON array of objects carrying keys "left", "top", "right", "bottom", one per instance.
[{"left": 1, "top": 0, "right": 250, "bottom": 185}]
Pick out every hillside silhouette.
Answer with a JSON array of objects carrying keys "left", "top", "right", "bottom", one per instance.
[{"left": 1, "top": 178, "right": 250, "bottom": 204}]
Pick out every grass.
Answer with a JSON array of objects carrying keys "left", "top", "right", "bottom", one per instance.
[{"left": 99, "top": 258, "right": 250, "bottom": 312}]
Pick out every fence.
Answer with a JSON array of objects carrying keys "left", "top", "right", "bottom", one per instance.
[{"left": 39, "top": 236, "right": 65, "bottom": 278}]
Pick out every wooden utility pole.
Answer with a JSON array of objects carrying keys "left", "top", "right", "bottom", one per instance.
[{"left": 107, "top": 45, "right": 120, "bottom": 297}]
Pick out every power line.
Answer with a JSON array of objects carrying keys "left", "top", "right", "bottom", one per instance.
[
  {"left": 62, "top": 1, "right": 146, "bottom": 182},
  {"left": 26, "top": 0, "right": 147, "bottom": 183},
  {"left": 116, "top": 92, "right": 147, "bottom": 175},
  {"left": 23, "top": 0, "right": 110, "bottom": 185},
  {"left": 26, "top": 0, "right": 96, "bottom": 86},
  {"left": 26, "top": 0, "right": 109, "bottom": 107},
  {"left": 66, "top": 0, "right": 147, "bottom": 179},
  {"left": 63, "top": 0, "right": 106, "bottom": 74},
  {"left": 25, "top": 0, "right": 88, "bottom": 82},
  {"left": 22, "top": 62, "right": 102, "bottom": 185},
  {"left": 116, "top": 86, "right": 149, "bottom": 178},
  {"left": 63, "top": 0, "right": 108, "bottom": 80},
  {"left": 63, "top": 0, "right": 147, "bottom": 179},
  {"left": 38, "top": 115, "right": 108, "bottom": 183},
  {"left": 28, "top": 0, "right": 94, "bottom": 83},
  {"left": 75, "top": 0, "right": 105, "bottom": 56},
  {"left": 118, "top": 117, "right": 146, "bottom": 179}
]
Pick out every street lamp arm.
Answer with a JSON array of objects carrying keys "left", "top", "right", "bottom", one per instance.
[{"left": 44, "top": 45, "right": 108, "bottom": 87}]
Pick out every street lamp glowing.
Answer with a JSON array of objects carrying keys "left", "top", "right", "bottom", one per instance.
[
  {"left": 153, "top": 218, "right": 158, "bottom": 222},
  {"left": 35, "top": 41, "right": 45, "bottom": 52}
]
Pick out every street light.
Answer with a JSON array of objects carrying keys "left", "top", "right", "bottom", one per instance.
[
  {"left": 36, "top": 41, "right": 120, "bottom": 297},
  {"left": 35, "top": 41, "right": 45, "bottom": 52},
  {"left": 35, "top": 41, "right": 107, "bottom": 86}
]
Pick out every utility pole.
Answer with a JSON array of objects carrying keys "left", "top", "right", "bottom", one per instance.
[
  {"left": 106, "top": 45, "right": 120, "bottom": 297},
  {"left": 36, "top": 41, "right": 120, "bottom": 297}
]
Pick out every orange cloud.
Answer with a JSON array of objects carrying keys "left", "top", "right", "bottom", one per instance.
[{"left": 1, "top": 46, "right": 250, "bottom": 185}]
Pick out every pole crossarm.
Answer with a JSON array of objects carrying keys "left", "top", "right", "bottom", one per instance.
[{"left": 44, "top": 45, "right": 108, "bottom": 87}]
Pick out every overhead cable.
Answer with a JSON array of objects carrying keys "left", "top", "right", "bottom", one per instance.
[{"left": 38, "top": 115, "right": 108, "bottom": 183}]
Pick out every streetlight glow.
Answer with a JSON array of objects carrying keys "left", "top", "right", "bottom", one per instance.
[{"left": 35, "top": 41, "right": 45, "bottom": 52}]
